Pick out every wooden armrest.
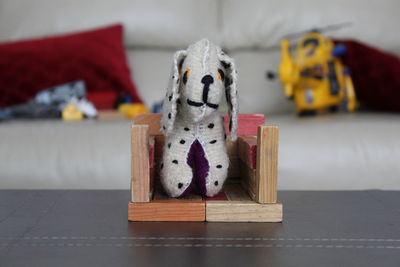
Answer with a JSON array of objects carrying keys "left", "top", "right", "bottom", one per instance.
[
  {"left": 256, "top": 126, "right": 279, "bottom": 204},
  {"left": 238, "top": 126, "right": 279, "bottom": 204},
  {"left": 131, "top": 124, "right": 152, "bottom": 202}
]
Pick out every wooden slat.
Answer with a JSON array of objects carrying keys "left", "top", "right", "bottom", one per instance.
[
  {"left": 205, "top": 184, "right": 282, "bottom": 222},
  {"left": 256, "top": 126, "right": 279, "bottom": 203},
  {"left": 97, "top": 110, "right": 126, "bottom": 120},
  {"left": 154, "top": 135, "right": 165, "bottom": 159},
  {"left": 237, "top": 135, "right": 257, "bottom": 169},
  {"left": 222, "top": 184, "right": 252, "bottom": 201},
  {"left": 128, "top": 200, "right": 205, "bottom": 221},
  {"left": 228, "top": 157, "right": 240, "bottom": 178},
  {"left": 131, "top": 124, "right": 151, "bottom": 202},
  {"left": 206, "top": 201, "right": 283, "bottom": 222},
  {"left": 149, "top": 136, "right": 155, "bottom": 168},
  {"left": 226, "top": 138, "right": 237, "bottom": 159},
  {"left": 239, "top": 161, "right": 257, "bottom": 200},
  {"left": 149, "top": 168, "right": 155, "bottom": 199},
  {"left": 133, "top": 113, "right": 162, "bottom": 135}
]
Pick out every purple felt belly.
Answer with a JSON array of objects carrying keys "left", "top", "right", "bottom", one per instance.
[{"left": 184, "top": 139, "right": 209, "bottom": 197}]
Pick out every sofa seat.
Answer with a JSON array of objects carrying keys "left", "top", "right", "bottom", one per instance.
[
  {"left": 269, "top": 112, "right": 400, "bottom": 190},
  {"left": 1, "top": 112, "right": 399, "bottom": 190}
]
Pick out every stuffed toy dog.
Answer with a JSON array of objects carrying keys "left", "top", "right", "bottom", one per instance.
[{"left": 160, "top": 39, "right": 238, "bottom": 198}]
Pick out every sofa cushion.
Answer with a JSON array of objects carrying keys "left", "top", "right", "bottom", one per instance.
[
  {"left": 220, "top": 0, "right": 400, "bottom": 54},
  {"left": 230, "top": 50, "right": 294, "bottom": 114},
  {"left": 0, "top": 24, "right": 142, "bottom": 109},
  {"left": 0, "top": 119, "right": 131, "bottom": 189},
  {"left": 0, "top": 0, "right": 220, "bottom": 49},
  {"left": 268, "top": 113, "right": 400, "bottom": 190},
  {"left": 126, "top": 49, "right": 173, "bottom": 109}
]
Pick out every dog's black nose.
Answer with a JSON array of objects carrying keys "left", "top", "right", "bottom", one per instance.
[{"left": 201, "top": 75, "right": 214, "bottom": 86}]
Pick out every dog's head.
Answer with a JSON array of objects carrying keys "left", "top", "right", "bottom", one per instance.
[{"left": 161, "top": 39, "right": 238, "bottom": 140}]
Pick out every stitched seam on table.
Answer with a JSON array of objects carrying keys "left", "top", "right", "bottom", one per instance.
[
  {"left": 1, "top": 243, "right": 400, "bottom": 249},
  {"left": 1, "top": 237, "right": 400, "bottom": 242}
]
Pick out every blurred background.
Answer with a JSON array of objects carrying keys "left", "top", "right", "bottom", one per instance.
[{"left": 0, "top": 0, "right": 399, "bottom": 190}]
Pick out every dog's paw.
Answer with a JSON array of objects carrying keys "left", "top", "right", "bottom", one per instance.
[
  {"left": 204, "top": 170, "right": 228, "bottom": 197},
  {"left": 160, "top": 158, "right": 194, "bottom": 198},
  {"left": 195, "top": 161, "right": 229, "bottom": 197}
]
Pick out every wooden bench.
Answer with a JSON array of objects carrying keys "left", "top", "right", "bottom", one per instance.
[{"left": 128, "top": 113, "right": 283, "bottom": 222}]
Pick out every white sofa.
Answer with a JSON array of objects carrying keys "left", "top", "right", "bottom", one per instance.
[{"left": 1, "top": 0, "right": 399, "bottom": 190}]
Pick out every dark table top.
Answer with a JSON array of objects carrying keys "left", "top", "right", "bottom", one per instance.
[{"left": 0, "top": 190, "right": 399, "bottom": 267}]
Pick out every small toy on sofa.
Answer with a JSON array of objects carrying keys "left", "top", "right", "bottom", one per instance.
[
  {"left": 277, "top": 31, "right": 357, "bottom": 116},
  {"left": 160, "top": 39, "right": 238, "bottom": 198}
]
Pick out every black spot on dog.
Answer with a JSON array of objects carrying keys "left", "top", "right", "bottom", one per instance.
[
  {"left": 168, "top": 143, "right": 171, "bottom": 148},
  {"left": 160, "top": 163, "right": 164, "bottom": 169},
  {"left": 216, "top": 165, "right": 222, "bottom": 169},
  {"left": 210, "top": 140, "right": 217, "bottom": 144},
  {"left": 168, "top": 113, "right": 171, "bottom": 119},
  {"left": 208, "top": 123, "right": 214, "bottom": 129},
  {"left": 168, "top": 95, "right": 172, "bottom": 102},
  {"left": 180, "top": 140, "right": 185, "bottom": 144},
  {"left": 177, "top": 99, "right": 182, "bottom": 105},
  {"left": 178, "top": 183, "right": 183, "bottom": 189},
  {"left": 163, "top": 126, "right": 166, "bottom": 130},
  {"left": 214, "top": 181, "right": 219, "bottom": 186},
  {"left": 224, "top": 133, "right": 227, "bottom": 140},
  {"left": 184, "top": 127, "right": 190, "bottom": 131},
  {"left": 172, "top": 160, "right": 178, "bottom": 164}
]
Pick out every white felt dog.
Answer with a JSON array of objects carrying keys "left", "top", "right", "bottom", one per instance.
[{"left": 160, "top": 39, "right": 238, "bottom": 197}]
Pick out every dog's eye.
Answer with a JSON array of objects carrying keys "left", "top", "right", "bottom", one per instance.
[
  {"left": 217, "top": 69, "right": 225, "bottom": 82},
  {"left": 183, "top": 69, "right": 190, "bottom": 84}
]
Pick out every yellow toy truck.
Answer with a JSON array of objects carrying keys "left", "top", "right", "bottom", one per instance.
[{"left": 277, "top": 30, "right": 357, "bottom": 115}]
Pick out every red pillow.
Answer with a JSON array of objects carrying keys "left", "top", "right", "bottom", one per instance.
[
  {"left": 0, "top": 24, "right": 142, "bottom": 109},
  {"left": 334, "top": 40, "right": 400, "bottom": 112}
]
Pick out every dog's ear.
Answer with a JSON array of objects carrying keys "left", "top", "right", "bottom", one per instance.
[
  {"left": 219, "top": 51, "right": 238, "bottom": 141},
  {"left": 161, "top": 50, "right": 187, "bottom": 136}
]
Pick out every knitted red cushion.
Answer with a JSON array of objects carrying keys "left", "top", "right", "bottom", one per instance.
[{"left": 0, "top": 24, "right": 142, "bottom": 109}]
